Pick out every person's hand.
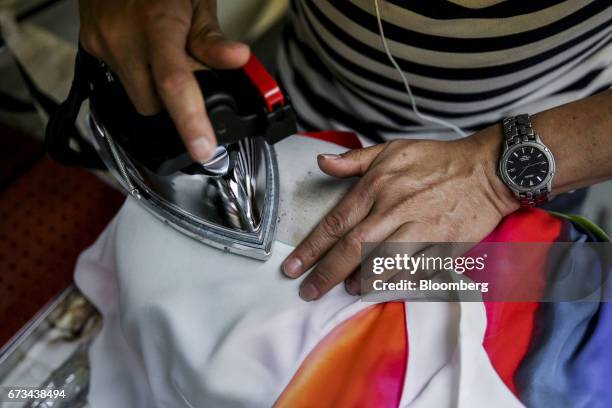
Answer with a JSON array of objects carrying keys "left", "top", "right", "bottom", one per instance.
[
  {"left": 281, "top": 126, "right": 520, "bottom": 301},
  {"left": 79, "top": 0, "right": 250, "bottom": 161}
]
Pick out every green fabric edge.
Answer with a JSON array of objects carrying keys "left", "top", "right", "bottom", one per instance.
[{"left": 549, "top": 211, "right": 610, "bottom": 242}]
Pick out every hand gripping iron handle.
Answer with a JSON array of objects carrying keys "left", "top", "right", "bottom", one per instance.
[{"left": 45, "top": 45, "right": 297, "bottom": 174}]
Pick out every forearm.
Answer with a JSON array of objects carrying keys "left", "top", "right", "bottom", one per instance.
[
  {"left": 533, "top": 89, "right": 612, "bottom": 194},
  {"left": 476, "top": 89, "right": 612, "bottom": 213}
]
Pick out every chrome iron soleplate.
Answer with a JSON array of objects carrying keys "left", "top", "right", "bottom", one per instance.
[{"left": 89, "top": 113, "right": 279, "bottom": 260}]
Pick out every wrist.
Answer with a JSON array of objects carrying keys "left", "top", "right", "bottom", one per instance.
[{"left": 470, "top": 125, "right": 521, "bottom": 216}]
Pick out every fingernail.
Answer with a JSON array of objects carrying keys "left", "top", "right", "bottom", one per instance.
[
  {"left": 282, "top": 257, "right": 303, "bottom": 278},
  {"left": 190, "top": 138, "right": 214, "bottom": 162},
  {"left": 300, "top": 283, "right": 319, "bottom": 302},
  {"left": 318, "top": 153, "right": 341, "bottom": 160},
  {"left": 345, "top": 278, "right": 360, "bottom": 295},
  {"left": 225, "top": 40, "right": 249, "bottom": 50}
]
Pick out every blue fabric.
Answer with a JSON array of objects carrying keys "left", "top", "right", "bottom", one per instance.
[
  {"left": 541, "top": 188, "right": 588, "bottom": 214},
  {"left": 516, "top": 221, "right": 612, "bottom": 408}
]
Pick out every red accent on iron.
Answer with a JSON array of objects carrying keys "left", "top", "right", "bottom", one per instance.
[{"left": 243, "top": 54, "right": 285, "bottom": 112}]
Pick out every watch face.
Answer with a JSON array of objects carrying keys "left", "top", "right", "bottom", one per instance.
[{"left": 505, "top": 145, "right": 550, "bottom": 188}]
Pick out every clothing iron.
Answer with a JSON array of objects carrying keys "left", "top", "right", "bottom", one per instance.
[{"left": 45, "top": 47, "right": 297, "bottom": 260}]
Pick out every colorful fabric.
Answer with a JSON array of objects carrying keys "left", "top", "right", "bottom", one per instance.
[
  {"left": 479, "top": 209, "right": 562, "bottom": 395},
  {"left": 514, "top": 220, "right": 612, "bottom": 408},
  {"left": 75, "top": 134, "right": 612, "bottom": 407},
  {"left": 275, "top": 302, "right": 407, "bottom": 408},
  {"left": 271, "top": 209, "right": 612, "bottom": 407}
]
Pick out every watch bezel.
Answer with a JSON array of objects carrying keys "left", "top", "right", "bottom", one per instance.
[{"left": 499, "top": 140, "right": 555, "bottom": 193}]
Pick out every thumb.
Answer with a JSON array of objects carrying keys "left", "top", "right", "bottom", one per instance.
[
  {"left": 317, "top": 144, "right": 386, "bottom": 178},
  {"left": 188, "top": 5, "right": 250, "bottom": 69}
]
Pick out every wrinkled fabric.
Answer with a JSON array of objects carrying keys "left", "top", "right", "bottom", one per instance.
[
  {"left": 75, "top": 135, "right": 520, "bottom": 408},
  {"left": 74, "top": 134, "right": 612, "bottom": 408},
  {"left": 515, "top": 223, "right": 612, "bottom": 408}
]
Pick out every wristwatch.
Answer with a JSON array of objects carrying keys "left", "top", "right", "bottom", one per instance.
[{"left": 498, "top": 114, "right": 555, "bottom": 207}]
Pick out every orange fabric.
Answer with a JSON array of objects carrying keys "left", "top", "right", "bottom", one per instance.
[
  {"left": 275, "top": 302, "right": 407, "bottom": 408},
  {"left": 0, "top": 156, "right": 123, "bottom": 347}
]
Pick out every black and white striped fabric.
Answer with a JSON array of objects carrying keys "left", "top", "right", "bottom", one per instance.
[{"left": 277, "top": 0, "right": 612, "bottom": 142}]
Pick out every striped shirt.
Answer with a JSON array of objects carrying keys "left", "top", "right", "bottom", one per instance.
[{"left": 277, "top": 0, "right": 612, "bottom": 142}]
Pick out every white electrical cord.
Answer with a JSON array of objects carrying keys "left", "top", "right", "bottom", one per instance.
[{"left": 373, "top": 0, "right": 467, "bottom": 137}]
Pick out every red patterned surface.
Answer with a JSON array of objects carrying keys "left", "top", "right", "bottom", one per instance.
[{"left": 0, "top": 155, "right": 124, "bottom": 347}]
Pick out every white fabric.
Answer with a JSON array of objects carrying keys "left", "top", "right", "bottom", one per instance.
[
  {"left": 75, "top": 136, "right": 523, "bottom": 407},
  {"left": 399, "top": 303, "right": 523, "bottom": 408}
]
